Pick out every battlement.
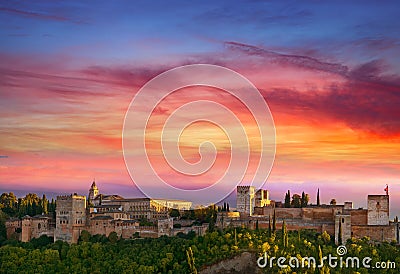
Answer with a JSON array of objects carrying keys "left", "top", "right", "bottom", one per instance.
[
  {"left": 57, "top": 194, "right": 86, "bottom": 201},
  {"left": 56, "top": 195, "right": 72, "bottom": 200},
  {"left": 237, "top": 186, "right": 254, "bottom": 192}
]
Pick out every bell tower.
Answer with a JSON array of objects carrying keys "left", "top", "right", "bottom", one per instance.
[{"left": 88, "top": 180, "right": 99, "bottom": 202}]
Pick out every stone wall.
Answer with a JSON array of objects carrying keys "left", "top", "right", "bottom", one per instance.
[
  {"left": 350, "top": 209, "right": 368, "bottom": 225},
  {"left": 352, "top": 224, "right": 397, "bottom": 242},
  {"left": 20, "top": 216, "right": 54, "bottom": 242},
  {"left": 256, "top": 207, "right": 337, "bottom": 222},
  {"left": 5, "top": 219, "right": 21, "bottom": 239}
]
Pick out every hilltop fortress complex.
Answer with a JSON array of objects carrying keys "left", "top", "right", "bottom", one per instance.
[
  {"left": 219, "top": 186, "right": 399, "bottom": 244},
  {"left": 5, "top": 182, "right": 400, "bottom": 244},
  {"left": 6, "top": 181, "right": 198, "bottom": 243}
]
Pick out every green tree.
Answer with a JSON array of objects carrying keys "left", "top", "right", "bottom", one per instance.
[
  {"left": 42, "top": 194, "right": 48, "bottom": 214},
  {"left": 301, "top": 191, "right": 309, "bottom": 207},
  {"left": 108, "top": 232, "right": 118, "bottom": 243},
  {"left": 318, "top": 245, "right": 323, "bottom": 268},
  {"left": 282, "top": 220, "right": 288, "bottom": 248},
  {"left": 291, "top": 194, "right": 301, "bottom": 208},
  {"left": 0, "top": 209, "right": 8, "bottom": 243},
  {"left": 268, "top": 215, "right": 271, "bottom": 237},
  {"left": 272, "top": 210, "right": 276, "bottom": 233},
  {"left": 297, "top": 230, "right": 301, "bottom": 244},
  {"left": 186, "top": 246, "right": 197, "bottom": 274},
  {"left": 80, "top": 230, "right": 91, "bottom": 242},
  {"left": 169, "top": 209, "right": 180, "bottom": 218},
  {"left": 317, "top": 188, "right": 320, "bottom": 206},
  {"left": 322, "top": 230, "right": 330, "bottom": 244},
  {"left": 234, "top": 228, "right": 237, "bottom": 246},
  {"left": 284, "top": 190, "right": 291, "bottom": 208}
]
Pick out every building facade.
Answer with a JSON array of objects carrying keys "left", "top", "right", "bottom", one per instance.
[
  {"left": 54, "top": 194, "right": 87, "bottom": 243},
  {"left": 7, "top": 182, "right": 194, "bottom": 243}
]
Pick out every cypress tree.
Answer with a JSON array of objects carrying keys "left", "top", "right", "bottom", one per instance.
[
  {"left": 318, "top": 245, "right": 323, "bottom": 268},
  {"left": 42, "top": 194, "right": 48, "bottom": 214},
  {"left": 272, "top": 209, "right": 276, "bottom": 233},
  {"left": 234, "top": 228, "right": 237, "bottom": 246},
  {"left": 284, "top": 190, "right": 291, "bottom": 208},
  {"left": 301, "top": 192, "right": 306, "bottom": 207},
  {"left": 49, "top": 198, "right": 54, "bottom": 212},
  {"left": 268, "top": 215, "right": 272, "bottom": 237},
  {"left": 298, "top": 230, "right": 301, "bottom": 244},
  {"left": 317, "top": 188, "right": 320, "bottom": 206},
  {"left": 17, "top": 198, "right": 22, "bottom": 216},
  {"left": 338, "top": 220, "right": 342, "bottom": 245},
  {"left": 186, "top": 247, "right": 197, "bottom": 274},
  {"left": 282, "top": 220, "right": 288, "bottom": 248}
]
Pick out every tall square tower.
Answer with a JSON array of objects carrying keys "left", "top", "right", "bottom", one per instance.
[
  {"left": 55, "top": 194, "right": 87, "bottom": 243},
  {"left": 367, "top": 195, "right": 389, "bottom": 225},
  {"left": 236, "top": 186, "right": 255, "bottom": 215}
]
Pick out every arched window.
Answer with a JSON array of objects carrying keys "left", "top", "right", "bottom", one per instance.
[{"left": 38, "top": 223, "right": 41, "bottom": 229}]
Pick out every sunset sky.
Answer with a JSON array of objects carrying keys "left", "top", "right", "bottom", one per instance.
[{"left": 1, "top": 1, "right": 400, "bottom": 216}]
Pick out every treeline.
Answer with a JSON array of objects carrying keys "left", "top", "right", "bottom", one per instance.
[
  {"left": 0, "top": 227, "right": 399, "bottom": 273},
  {"left": 284, "top": 190, "right": 310, "bottom": 208},
  {"left": 0, "top": 192, "right": 56, "bottom": 217},
  {"left": 176, "top": 205, "right": 218, "bottom": 231}
]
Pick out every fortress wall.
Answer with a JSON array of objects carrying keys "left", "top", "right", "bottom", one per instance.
[
  {"left": 350, "top": 209, "right": 368, "bottom": 225},
  {"left": 352, "top": 224, "right": 396, "bottom": 242},
  {"left": 275, "top": 208, "right": 302, "bottom": 219}
]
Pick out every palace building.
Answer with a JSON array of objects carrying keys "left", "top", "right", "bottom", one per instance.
[{"left": 7, "top": 181, "right": 194, "bottom": 243}]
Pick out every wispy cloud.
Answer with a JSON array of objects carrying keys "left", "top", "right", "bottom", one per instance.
[
  {"left": 0, "top": 7, "right": 86, "bottom": 24},
  {"left": 225, "top": 41, "right": 349, "bottom": 76}
]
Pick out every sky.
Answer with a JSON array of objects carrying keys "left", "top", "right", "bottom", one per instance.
[{"left": 0, "top": 1, "right": 400, "bottom": 215}]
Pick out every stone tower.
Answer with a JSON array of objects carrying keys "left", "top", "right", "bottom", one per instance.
[
  {"left": 335, "top": 214, "right": 351, "bottom": 245},
  {"left": 54, "top": 194, "right": 87, "bottom": 243},
  {"left": 367, "top": 195, "right": 389, "bottom": 225},
  {"left": 236, "top": 186, "right": 255, "bottom": 215},
  {"left": 88, "top": 180, "right": 99, "bottom": 203}
]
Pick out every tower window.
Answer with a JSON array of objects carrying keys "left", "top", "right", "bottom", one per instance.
[{"left": 342, "top": 218, "right": 344, "bottom": 223}]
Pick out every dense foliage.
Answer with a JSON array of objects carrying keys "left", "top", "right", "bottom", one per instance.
[
  {"left": 0, "top": 226, "right": 399, "bottom": 273},
  {"left": 0, "top": 192, "right": 56, "bottom": 218}
]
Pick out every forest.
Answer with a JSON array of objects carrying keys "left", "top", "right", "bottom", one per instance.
[{"left": 1, "top": 225, "right": 399, "bottom": 273}]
